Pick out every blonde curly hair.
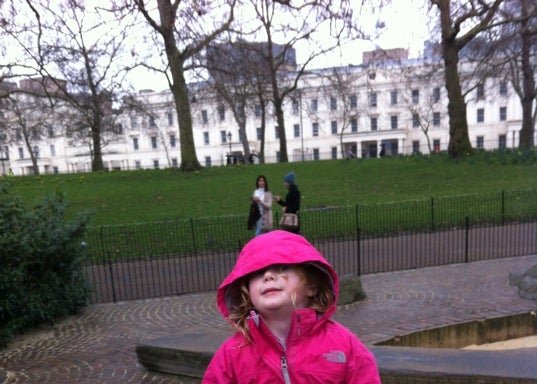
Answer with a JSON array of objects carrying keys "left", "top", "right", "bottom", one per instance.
[{"left": 226, "top": 263, "right": 336, "bottom": 343}]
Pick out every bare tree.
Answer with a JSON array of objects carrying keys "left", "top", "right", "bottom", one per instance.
[
  {"left": 245, "top": 0, "right": 358, "bottom": 162},
  {"left": 430, "top": 0, "right": 505, "bottom": 157},
  {"left": 2, "top": 0, "right": 134, "bottom": 171},
  {"left": 2, "top": 94, "right": 57, "bottom": 174},
  {"left": 501, "top": 0, "right": 537, "bottom": 148},
  {"left": 133, "top": 0, "right": 236, "bottom": 171}
]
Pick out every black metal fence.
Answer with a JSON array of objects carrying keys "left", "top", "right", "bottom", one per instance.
[{"left": 83, "top": 189, "right": 537, "bottom": 303}]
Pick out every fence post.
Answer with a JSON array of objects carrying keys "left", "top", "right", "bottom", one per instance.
[
  {"left": 431, "top": 197, "right": 435, "bottom": 231},
  {"left": 355, "top": 205, "right": 361, "bottom": 276},
  {"left": 275, "top": 211, "right": 280, "bottom": 229},
  {"left": 464, "top": 217, "right": 469, "bottom": 263},
  {"left": 107, "top": 250, "right": 117, "bottom": 303},
  {"left": 190, "top": 217, "right": 197, "bottom": 255},
  {"left": 501, "top": 190, "right": 505, "bottom": 225}
]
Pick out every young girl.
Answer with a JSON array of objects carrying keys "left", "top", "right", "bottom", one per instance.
[
  {"left": 203, "top": 230, "right": 380, "bottom": 383},
  {"left": 252, "top": 175, "right": 273, "bottom": 236}
]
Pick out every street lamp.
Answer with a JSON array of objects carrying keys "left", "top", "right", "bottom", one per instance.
[{"left": 227, "top": 131, "right": 232, "bottom": 156}]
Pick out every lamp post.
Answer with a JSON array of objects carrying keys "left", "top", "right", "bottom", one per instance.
[{"left": 227, "top": 131, "right": 232, "bottom": 156}]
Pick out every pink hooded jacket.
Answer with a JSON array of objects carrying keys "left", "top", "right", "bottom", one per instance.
[{"left": 203, "top": 230, "right": 381, "bottom": 384}]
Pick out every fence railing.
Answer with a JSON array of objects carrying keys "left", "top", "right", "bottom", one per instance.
[{"left": 83, "top": 189, "right": 537, "bottom": 303}]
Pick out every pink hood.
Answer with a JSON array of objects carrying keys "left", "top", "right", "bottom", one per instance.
[{"left": 217, "top": 230, "right": 339, "bottom": 319}]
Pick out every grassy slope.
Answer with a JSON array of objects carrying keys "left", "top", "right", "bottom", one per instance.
[{"left": 7, "top": 154, "right": 537, "bottom": 226}]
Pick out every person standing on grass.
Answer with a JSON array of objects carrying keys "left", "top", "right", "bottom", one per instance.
[
  {"left": 252, "top": 175, "right": 273, "bottom": 236},
  {"left": 202, "top": 230, "right": 381, "bottom": 383},
  {"left": 274, "top": 172, "right": 301, "bottom": 234}
]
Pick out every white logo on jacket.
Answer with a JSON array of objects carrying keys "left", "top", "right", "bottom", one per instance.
[{"left": 322, "top": 350, "right": 346, "bottom": 363}]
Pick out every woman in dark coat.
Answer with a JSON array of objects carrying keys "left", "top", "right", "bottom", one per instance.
[{"left": 274, "top": 172, "right": 301, "bottom": 233}]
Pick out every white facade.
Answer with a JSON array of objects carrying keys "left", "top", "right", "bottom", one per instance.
[{"left": 1, "top": 61, "right": 534, "bottom": 176}]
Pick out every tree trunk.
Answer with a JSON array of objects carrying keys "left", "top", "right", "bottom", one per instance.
[
  {"left": 23, "top": 135, "right": 39, "bottom": 175},
  {"left": 273, "top": 97, "right": 288, "bottom": 162},
  {"left": 91, "top": 115, "right": 104, "bottom": 171},
  {"left": 442, "top": 37, "right": 473, "bottom": 157},
  {"left": 172, "top": 67, "right": 201, "bottom": 171},
  {"left": 236, "top": 104, "right": 251, "bottom": 158},
  {"left": 259, "top": 95, "right": 266, "bottom": 164},
  {"left": 518, "top": 1, "right": 535, "bottom": 149}
]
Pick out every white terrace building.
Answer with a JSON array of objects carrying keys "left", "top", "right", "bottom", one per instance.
[{"left": 1, "top": 58, "right": 533, "bottom": 175}]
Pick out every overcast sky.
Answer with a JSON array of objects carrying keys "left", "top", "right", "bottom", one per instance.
[{"left": 130, "top": 0, "right": 432, "bottom": 91}]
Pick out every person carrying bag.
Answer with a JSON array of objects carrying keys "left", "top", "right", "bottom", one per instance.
[{"left": 274, "top": 172, "right": 301, "bottom": 234}]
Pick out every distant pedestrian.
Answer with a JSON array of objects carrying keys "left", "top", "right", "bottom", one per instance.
[
  {"left": 251, "top": 175, "right": 273, "bottom": 236},
  {"left": 346, "top": 147, "right": 355, "bottom": 159},
  {"left": 202, "top": 230, "right": 381, "bottom": 383},
  {"left": 274, "top": 171, "right": 300, "bottom": 234}
]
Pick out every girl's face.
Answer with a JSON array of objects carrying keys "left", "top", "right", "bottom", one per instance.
[
  {"left": 257, "top": 178, "right": 266, "bottom": 189},
  {"left": 248, "top": 265, "right": 314, "bottom": 317}
]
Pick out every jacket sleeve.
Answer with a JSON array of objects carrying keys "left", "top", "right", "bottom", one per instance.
[
  {"left": 202, "top": 343, "right": 237, "bottom": 384},
  {"left": 345, "top": 336, "right": 381, "bottom": 384}
]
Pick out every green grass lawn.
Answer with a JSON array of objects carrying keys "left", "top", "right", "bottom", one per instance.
[{"left": 5, "top": 151, "right": 537, "bottom": 227}]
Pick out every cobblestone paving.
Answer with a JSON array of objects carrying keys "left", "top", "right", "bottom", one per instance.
[{"left": 1, "top": 255, "right": 536, "bottom": 384}]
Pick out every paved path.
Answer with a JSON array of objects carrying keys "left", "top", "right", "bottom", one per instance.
[{"left": 1, "top": 255, "right": 536, "bottom": 383}]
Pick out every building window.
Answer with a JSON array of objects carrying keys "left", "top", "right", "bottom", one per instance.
[
  {"left": 499, "top": 106, "right": 507, "bottom": 121},
  {"left": 149, "top": 115, "right": 156, "bottom": 127},
  {"left": 18, "top": 147, "right": 23, "bottom": 159},
  {"left": 412, "top": 89, "right": 419, "bottom": 104},
  {"left": 313, "top": 148, "right": 320, "bottom": 160},
  {"left": 201, "top": 110, "right": 208, "bottom": 124},
  {"left": 135, "top": 160, "right": 141, "bottom": 169},
  {"left": 293, "top": 124, "right": 300, "bottom": 138},
  {"left": 53, "top": 166, "right": 59, "bottom": 174},
  {"left": 390, "top": 90, "right": 398, "bottom": 105},
  {"left": 476, "top": 136, "right": 484, "bottom": 149},
  {"left": 412, "top": 140, "right": 420, "bottom": 154},
  {"left": 390, "top": 115, "right": 398, "bottom": 130},
  {"left": 312, "top": 122, "right": 319, "bottom": 137},
  {"left": 499, "top": 134, "right": 507, "bottom": 149},
  {"left": 292, "top": 99, "right": 299, "bottom": 115},
  {"left": 255, "top": 104, "right": 262, "bottom": 117},
  {"left": 114, "top": 123, "right": 123, "bottom": 134},
  {"left": 412, "top": 113, "right": 420, "bottom": 128},
  {"left": 153, "top": 160, "right": 159, "bottom": 169},
  {"left": 218, "top": 106, "right": 225, "bottom": 121},
  {"left": 433, "top": 112, "right": 441, "bottom": 126},
  {"left": 433, "top": 139, "right": 440, "bottom": 152},
  {"left": 276, "top": 151, "right": 281, "bottom": 162},
  {"left": 311, "top": 98, "right": 318, "bottom": 112},
  {"left": 16, "top": 130, "right": 22, "bottom": 141},
  {"left": 50, "top": 144, "right": 56, "bottom": 157},
  {"left": 170, "top": 134, "right": 176, "bottom": 148},
  {"left": 499, "top": 81, "right": 508, "bottom": 96},
  {"left": 257, "top": 127, "right": 263, "bottom": 140},
  {"left": 433, "top": 87, "right": 441, "bottom": 103},
  {"left": 477, "top": 108, "right": 485, "bottom": 123},
  {"left": 47, "top": 126, "right": 54, "bottom": 138},
  {"left": 171, "top": 157, "right": 178, "bottom": 167},
  {"left": 351, "top": 118, "right": 358, "bottom": 132},
  {"left": 205, "top": 156, "right": 212, "bottom": 167},
  {"left": 330, "top": 96, "right": 337, "bottom": 111},
  {"left": 167, "top": 112, "right": 174, "bottom": 126},
  {"left": 220, "top": 130, "right": 227, "bottom": 144},
  {"left": 349, "top": 94, "right": 357, "bottom": 109},
  {"left": 3, "top": 146, "right": 8, "bottom": 160},
  {"left": 370, "top": 117, "right": 378, "bottom": 131},
  {"left": 131, "top": 115, "right": 138, "bottom": 128},
  {"left": 151, "top": 136, "right": 158, "bottom": 149},
  {"left": 331, "top": 121, "right": 338, "bottom": 135},
  {"left": 275, "top": 126, "right": 280, "bottom": 139},
  {"left": 203, "top": 131, "right": 209, "bottom": 145},
  {"left": 133, "top": 137, "right": 139, "bottom": 150},
  {"left": 476, "top": 83, "right": 484, "bottom": 99},
  {"left": 331, "top": 146, "right": 337, "bottom": 159},
  {"left": 369, "top": 92, "right": 377, "bottom": 107},
  {"left": 33, "top": 145, "right": 39, "bottom": 159}
]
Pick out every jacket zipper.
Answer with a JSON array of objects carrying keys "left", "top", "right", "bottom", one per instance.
[{"left": 281, "top": 355, "right": 291, "bottom": 384}]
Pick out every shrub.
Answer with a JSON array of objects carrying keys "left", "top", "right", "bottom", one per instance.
[{"left": 0, "top": 182, "right": 91, "bottom": 347}]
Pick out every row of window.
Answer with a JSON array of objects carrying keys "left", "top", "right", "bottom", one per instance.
[{"left": 13, "top": 144, "right": 57, "bottom": 160}]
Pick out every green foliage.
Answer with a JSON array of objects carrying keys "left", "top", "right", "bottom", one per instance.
[{"left": 0, "top": 182, "right": 91, "bottom": 347}]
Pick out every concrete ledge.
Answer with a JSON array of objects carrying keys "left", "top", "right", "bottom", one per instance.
[
  {"left": 377, "top": 312, "right": 537, "bottom": 349},
  {"left": 136, "top": 331, "right": 537, "bottom": 382}
]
